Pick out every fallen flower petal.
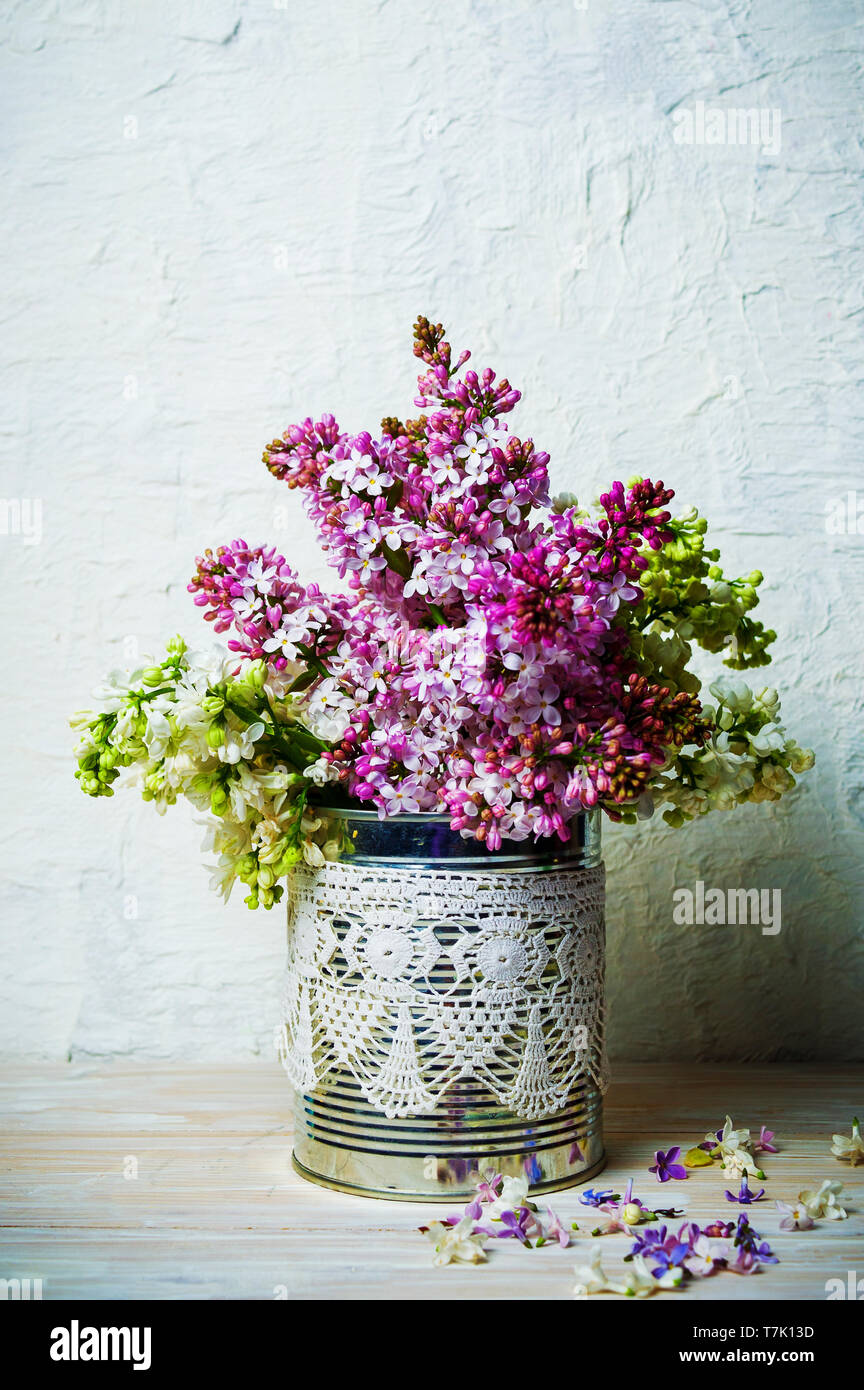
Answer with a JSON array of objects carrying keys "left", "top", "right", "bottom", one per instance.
[
  {"left": 579, "top": 1187, "right": 617, "bottom": 1208},
  {"left": 495, "top": 1205, "right": 539, "bottom": 1246},
  {"left": 684, "top": 1145, "right": 715, "bottom": 1168},
  {"left": 649, "top": 1146, "right": 688, "bottom": 1183},
  {"left": 708, "top": 1116, "right": 764, "bottom": 1179},
  {"left": 574, "top": 1245, "right": 682, "bottom": 1297},
  {"left": 486, "top": 1174, "right": 531, "bottom": 1219},
  {"left": 755, "top": 1125, "right": 778, "bottom": 1154},
  {"left": 733, "top": 1215, "right": 779, "bottom": 1266},
  {"left": 775, "top": 1200, "right": 815, "bottom": 1232},
  {"left": 799, "top": 1179, "right": 847, "bottom": 1221},
  {"left": 422, "top": 1215, "right": 489, "bottom": 1266},
  {"left": 684, "top": 1234, "right": 729, "bottom": 1278},
  {"left": 542, "top": 1205, "right": 572, "bottom": 1248},
  {"left": 725, "top": 1174, "right": 766, "bottom": 1205},
  {"left": 831, "top": 1117, "right": 864, "bottom": 1167}
]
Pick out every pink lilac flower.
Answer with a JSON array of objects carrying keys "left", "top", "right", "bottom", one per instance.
[
  {"left": 703, "top": 1219, "right": 735, "bottom": 1239},
  {"left": 190, "top": 319, "right": 714, "bottom": 847},
  {"left": 754, "top": 1126, "right": 778, "bottom": 1154},
  {"left": 541, "top": 1207, "right": 572, "bottom": 1248},
  {"left": 775, "top": 1200, "right": 815, "bottom": 1232},
  {"left": 684, "top": 1234, "right": 729, "bottom": 1278},
  {"left": 475, "top": 1171, "right": 503, "bottom": 1204}
]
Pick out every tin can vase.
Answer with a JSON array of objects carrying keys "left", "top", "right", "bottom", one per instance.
[{"left": 276, "top": 808, "right": 607, "bottom": 1201}]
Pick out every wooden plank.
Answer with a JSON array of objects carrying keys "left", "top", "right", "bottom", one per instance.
[{"left": 1, "top": 1063, "right": 861, "bottom": 1300}]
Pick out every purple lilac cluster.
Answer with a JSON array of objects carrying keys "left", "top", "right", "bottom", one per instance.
[
  {"left": 629, "top": 1214, "right": 779, "bottom": 1280},
  {"left": 189, "top": 318, "right": 705, "bottom": 846}
]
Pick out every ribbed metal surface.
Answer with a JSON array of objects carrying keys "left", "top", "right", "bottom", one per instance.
[{"left": 293, "top": 1073, "right": 605, "bottom": 1199}]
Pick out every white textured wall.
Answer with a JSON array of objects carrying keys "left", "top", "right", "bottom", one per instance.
[{"left": 1, "top": 0, "right": 862, "bottom": 1064}]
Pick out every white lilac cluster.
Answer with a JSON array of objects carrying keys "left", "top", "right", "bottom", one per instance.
[
  {"left": 655, "top": 677, "right": 815, "bottom": 827},
  {"left": 72, "top": 639, "right": 339, "bottom": 908}
]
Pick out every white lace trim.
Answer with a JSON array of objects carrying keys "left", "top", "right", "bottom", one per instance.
[{"left": 275, "top": 860, "right": 606, "bottom": 1120}]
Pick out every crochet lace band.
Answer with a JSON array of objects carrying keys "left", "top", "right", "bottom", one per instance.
[{"left": 276, "top": 859, "right": 606, "bottom": 1121}]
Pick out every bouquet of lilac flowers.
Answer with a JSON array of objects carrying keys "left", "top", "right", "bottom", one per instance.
[{"left": 73, "top": 317, "right": 813, "bottom": 908}]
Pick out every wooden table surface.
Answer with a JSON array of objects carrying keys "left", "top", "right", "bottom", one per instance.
[{"left": 1, "top": 1062, "right": 861, "bottom": 1301}]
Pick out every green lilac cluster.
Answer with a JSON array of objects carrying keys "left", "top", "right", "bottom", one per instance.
[
  {"left": 633, "top": 504, "right": 775, "bottom": 671},
  {"left": 73, "top": 636, "right": 190, "bottom": 799},
  {"left": 607, "top": 498, "right": 813, "bottom": 827}
]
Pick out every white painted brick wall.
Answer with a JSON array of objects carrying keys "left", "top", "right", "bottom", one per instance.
[{"left": 1, "top": 0, "right": 861, "bottom": 1063}]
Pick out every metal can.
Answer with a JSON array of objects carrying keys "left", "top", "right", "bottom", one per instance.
[{"left": 277, "top": 809, "right": 606, "bottom": 1200}]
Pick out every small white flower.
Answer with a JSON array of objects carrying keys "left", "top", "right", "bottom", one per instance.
[
  {"left": 709, "top": 677, "right": 754, "bottom": 714},
  {"left": 306, "top": 756, "right": 336, "bottom": 787},
  {"left": 353, "top": 521, "right": 382, "bottom": 555},
  {"left": 775, "top": 1199, "right": 814, "bottom": 1232},
  {"left": 573, "top": 1246, "right": 681, "bottom": 1297},
  {"left": 454, "top": 429, "right": 489, "bottom": 466},
  {"left": 243, "top": 558, "right": 279, "bottom": 594},
  {"left": 831, "top": 1118, "right": 864, "bottom": 1166},
  {"left": 423, "top": 1216, "right": 488, "bottom": 1267},
  {"left": 431, "top": 455, "right": 461, "bottom": 489},
  {"left": 302, "top": 839, "right": 326, "bottom": 868},
  {"left": 143, "top": 708, "right": 172, "bottom": 760},
  {"left": 378, "top": 780, "right": 421, "bottom": 814},
  {"left": 345, "top": 553, "right": 388, "bottom": 576},
  {"left": 708, "top": 1116, "right": 763, "bottom": 1179},
  {"left": 684, "top": 1235, "right": 729, "bottom": 1278},
  {"left": 403, "top": 571, "right": 430, "bottom": 598},
  {"left": 381, "top": 524, "right": 406, "bottom": 550},
  {"left": 573, "top": 1244, "right": 608, "bottom": 1297},
  {"left": 359, "top": 465, "right": 393, "bottom": 497},
  {"left": 486, "top": 1174, "right": 529, "bottom": 1218},
  {"left": 798, "top": 1179, "right": 847, "bottom": 1221},
  {"left": 218, "top": 722, "right": 266, "bottom": 765},
  {"left": 749, "top": 725, "right": 786, "bottom": 756}
]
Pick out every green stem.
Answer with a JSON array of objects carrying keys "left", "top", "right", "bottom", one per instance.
[
  {"left": 222, "top": 697, "right": 312, "bottom": 771},
  {"left": 295, "top": 645, "right": 328, "bottom": 679}
]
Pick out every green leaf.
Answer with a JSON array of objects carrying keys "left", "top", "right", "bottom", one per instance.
[{"left": 683, "top": 1146, "right": 715, "bottom": 1168}]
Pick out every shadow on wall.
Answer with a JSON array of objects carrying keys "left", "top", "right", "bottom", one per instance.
[{"left": 604, "top": 786, "right": 861, "bottom": 1064}]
